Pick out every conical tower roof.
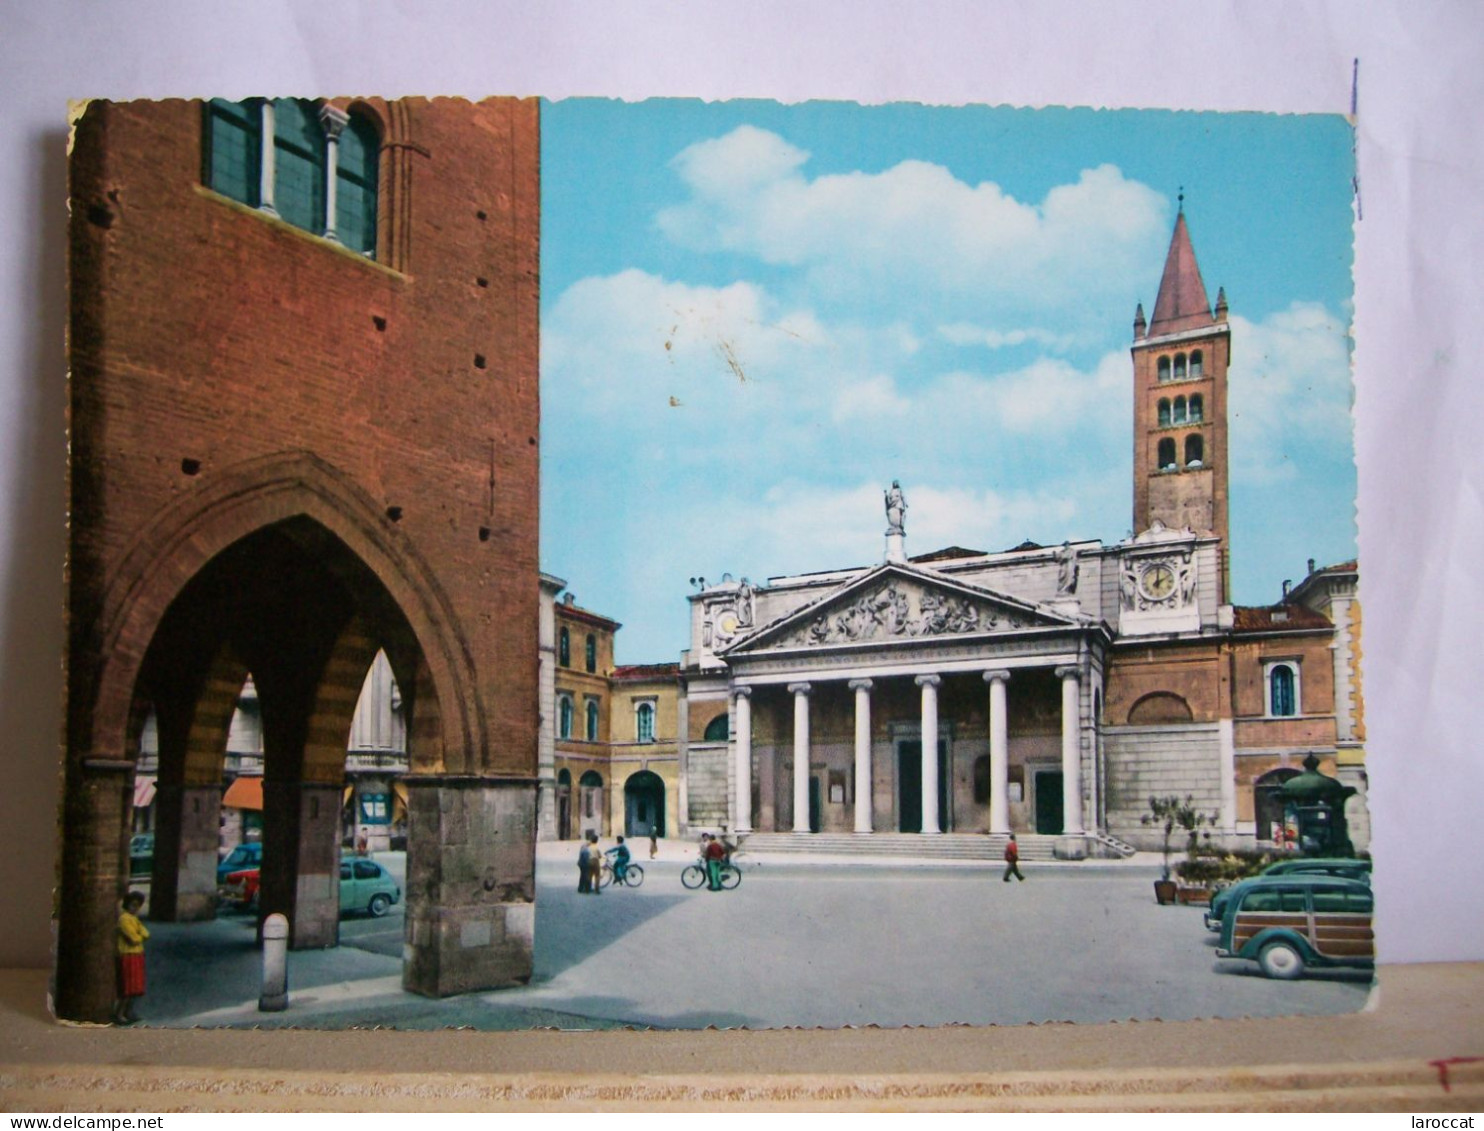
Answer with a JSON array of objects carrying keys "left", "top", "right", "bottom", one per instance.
[{"left": 1148, "top": 209, "right": 1214, "bottom": 335}]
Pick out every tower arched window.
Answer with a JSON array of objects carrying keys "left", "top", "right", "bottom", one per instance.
[
  {"left": 1173, "top": 396, "right": 1187, "bottom": 424},
  {"left": 558, "top": 628, "right": 570, "bottom": 667},
  {"left": 1157, "top": 398, "right": 1171, "bottom": 427},
  {"left": 585, "top": 698, "right": 600, "bottom": 742},
  {"left": 1156, "top": 356, "right": 1171, "bottom": 382},
  {"left": 1189, "top": 350, "right": 1203, "bottom": 378},
  {"left": 1185, "top": 434, "right": 1204, "bottom": 467},
  {"left": 558, "top": 694, "right": 574, "bottom": 739},
  {"left": 1174, "top": 353, "right": 1187, "bottom": 380},
  {"left": 1157, "top": 437, "right": 1177, "bottom": 470},
  {"left": 1189, "top": 394, "right": 1204, "bottom": 422},
  {"left": 585, "top": 634, "right": 597, "bottom": 673},
  {"left": 272, "top": 98, "right": 326, "bottom": 234},
  {"left": 203, "top": 98, "right": 263, "bottom": 207}
]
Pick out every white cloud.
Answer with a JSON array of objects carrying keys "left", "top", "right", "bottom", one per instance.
[
  {"left": 655, "top": 127, "right": 1166, "bottom": 322},
  {"left": 938, "top": 322, "right": 1075, "bottom": 352},
  {"left": 832, "top": 374, "right": 910, "bottom": 423},
  {"left": 1228, "top": 303, "right": 1355, "bottom": 485}
]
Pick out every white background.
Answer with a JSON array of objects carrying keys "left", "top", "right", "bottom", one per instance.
[{"left": 0, "top": 1, "right": 1479, "bottom": 972}]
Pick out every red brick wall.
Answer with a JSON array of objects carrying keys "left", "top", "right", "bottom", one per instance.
[{"left": 68, "top": 98, "right": 540, "bottom": 776}]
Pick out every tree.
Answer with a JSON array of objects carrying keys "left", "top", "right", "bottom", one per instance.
[{"left": 1143, "top": 795, "right": 1217, "bottom": 881}]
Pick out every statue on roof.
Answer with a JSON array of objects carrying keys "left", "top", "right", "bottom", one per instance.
[
  {"left": 884, "top": 480, "right": 907, "bottom": 536},
  {"left": 1056, "top": 541, "right": 1080, "bottom": 595}
]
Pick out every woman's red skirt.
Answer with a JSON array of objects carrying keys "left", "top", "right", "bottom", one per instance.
[{"left": 117, "top": 953, "right": 146, "bottom": 997}]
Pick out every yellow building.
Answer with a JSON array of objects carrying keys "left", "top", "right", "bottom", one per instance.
[{"left": 541, "top": 585, "right": 681, "bottom": 841}]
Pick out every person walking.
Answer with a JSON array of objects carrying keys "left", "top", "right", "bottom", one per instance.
[
  {"left": 1003, "top": 833, "right": 1025, "bottom": 882},
  {"left": 577, "top": 834, "right": 593, "bottom": 894},
  {"left": 649, "top": 830, "right": 658, "bottom": 860},
  {"left": 114, "top": 891, "right": 149, "bottom": 1024},
  {"left": 587, "top": 831, "right": 604, "bottom": 894}
]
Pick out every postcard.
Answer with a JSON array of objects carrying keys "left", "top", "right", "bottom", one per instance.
[{"left": 56, "top": 96, "right": 1367, "bottom": 1030}]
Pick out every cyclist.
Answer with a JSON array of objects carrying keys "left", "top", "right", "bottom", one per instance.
[
  {"left": 605, "top": 835, "right": 631, "bottom": 885},
  {"left": 704, "top": 831, "right": 728, "bottom": 891}
]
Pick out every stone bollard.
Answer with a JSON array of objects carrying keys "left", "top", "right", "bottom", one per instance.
[{"left": 259, "top": 912, "right": 289, "bottom": 1012}]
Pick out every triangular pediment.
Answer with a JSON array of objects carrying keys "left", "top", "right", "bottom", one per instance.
[{"left": 724, "top": 563, "right": 1078, "bottom": 655}]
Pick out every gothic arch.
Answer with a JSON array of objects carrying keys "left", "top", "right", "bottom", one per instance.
[{"left": 82, "top": 451, "right": 480, "bottom": 775}]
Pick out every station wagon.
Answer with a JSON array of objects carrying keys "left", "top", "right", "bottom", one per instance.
[{"left": 1216, "top": 875, "right": 1374, "bottom": 980}]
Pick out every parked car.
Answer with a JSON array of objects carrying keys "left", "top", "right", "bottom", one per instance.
[
  {"left": 1215, "top": 875, "right": 1374, "bottom": 980},
  {"left": 340, "top": 856, "right": 401, "bottom": 918},
  {"left": 217, "top": 842, "right": 263, "bottom": 884},
  {"left": 129, "top": 834, "right": 154, "bottom": 877},
  {"left": 1204, "top": 857, "right": 1370, "bottom": 930},
  {"left": 220, "top": 865, "right": 261, "bottom": 910},
  {"left": 218, "top": 854, "right": 402, "bottom": 918}
]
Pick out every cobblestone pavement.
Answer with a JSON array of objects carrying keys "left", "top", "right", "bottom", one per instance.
[{"left": 133, "top": 846, "right": 1372, "bottom": 1031}]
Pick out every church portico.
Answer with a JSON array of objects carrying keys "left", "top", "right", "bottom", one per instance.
[{"left": 727, "top": 655, "right": 1098, "bottom": 839}]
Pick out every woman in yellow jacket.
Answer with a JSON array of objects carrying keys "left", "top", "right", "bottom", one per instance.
[{"left": 115, "top": 891, "right": 149, "bottom": 1024}]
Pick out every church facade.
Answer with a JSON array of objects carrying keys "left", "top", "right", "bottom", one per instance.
[{"left": 676, "top": 211, "right": 1364, "bottom": 856}]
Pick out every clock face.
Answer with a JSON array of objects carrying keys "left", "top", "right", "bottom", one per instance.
[
  {"left": 1140, "top": 563, "right": 1176, "bottom": 601},
  {"left": 716, "top": 611, "right": 740, "bottom": 637}
]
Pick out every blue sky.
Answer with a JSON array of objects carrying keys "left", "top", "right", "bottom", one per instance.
[{"left": 540, "top": 101, "right": 1357, "bottom": 663}]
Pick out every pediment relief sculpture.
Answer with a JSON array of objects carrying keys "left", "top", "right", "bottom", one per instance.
[{"left": 775, "top": 579, "right": 1032, "bottom": 649}]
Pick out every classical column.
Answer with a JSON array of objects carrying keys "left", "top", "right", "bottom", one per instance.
[
  {"left": 258, "top": 99, "right": 278, "bottom": 216},
  {"left": 984, "top": 669, "right": 1011, "bottom": 835},
  {"left": 733, "top": 687, "right": 753, "bottom": 834},
  {"left": 849, "top": 678, "right": 873, "bottom": 833},
  {"left": 916, "top": 674, "right": 941, "bottom": 834},
  {"left": 789, "top": 682, "right": 812, "bottom": 833},
  {"left": 318, "top": 104, "right": 348, "bottom": 243},
  {"left": 1056, "top": 666, "right": 1085, "bottom": 835}
]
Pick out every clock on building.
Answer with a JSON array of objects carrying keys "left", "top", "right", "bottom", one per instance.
[{"left": 1139, "top": 562, "right": 1176, "bottom": 601}]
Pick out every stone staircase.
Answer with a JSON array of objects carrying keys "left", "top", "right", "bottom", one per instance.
[{"left": 735, "top": 831, "right": 1072, "bottom": 862}]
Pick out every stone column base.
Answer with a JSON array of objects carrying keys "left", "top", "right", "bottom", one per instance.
[
  {"left": 1054, "top": 835, "right": 1089, "bottom": 861},
  {"left": 403, "top": 776, "right": 536, "bottom": 998}
]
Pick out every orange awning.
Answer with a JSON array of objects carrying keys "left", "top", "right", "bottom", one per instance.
[{"left": 221, "top": 776, "right": 264, "bottom": 811}]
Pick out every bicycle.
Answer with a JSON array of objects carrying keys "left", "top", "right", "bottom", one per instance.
[
  {"left": 681, "top": 857, "right": 741, "bottom": 890},
  {"left": 598, "top": 860, "right": 644, "bottom": 889}
]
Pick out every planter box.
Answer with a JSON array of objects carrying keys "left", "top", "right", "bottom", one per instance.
[{"left": 1176, "top": 886, "right": 1213, "bottom": 906}]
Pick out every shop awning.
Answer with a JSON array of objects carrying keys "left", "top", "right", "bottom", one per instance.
[
  {"left": 221, "top": 775, "right": 264, "bottom": 811},
  {"left": 392, "top": 781, "right": 409, "bottom": 823},
  {"left": 132, "top": 776, "right": 156, "bottom": 808}
]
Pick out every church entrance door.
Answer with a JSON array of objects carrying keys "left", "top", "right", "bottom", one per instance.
[
  {"left": 897, "top": 739, "right": 949, "bottom": 833},
  {"left": 1035, "top": 770, "right": 1064, "bottom": 834}
]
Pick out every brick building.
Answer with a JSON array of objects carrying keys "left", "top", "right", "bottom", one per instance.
[
  {"left": 678, "top": 210, "right": 1365, "bottom": 857},
  {"left": 59, "top": 97, "right": 541, "bottom": 1021}
]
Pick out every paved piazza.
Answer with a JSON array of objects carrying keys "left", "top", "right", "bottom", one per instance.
[{"left": 142, "top": 849, "right": 1372, "bottom": 1031}]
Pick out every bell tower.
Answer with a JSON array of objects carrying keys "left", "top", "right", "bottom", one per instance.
[{"left": 1131, "top": 203, "right": 1231, "bottom": 601}]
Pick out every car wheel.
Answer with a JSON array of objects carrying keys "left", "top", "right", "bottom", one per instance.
[
  {"left": 1258, "top": 940, "right": 1305, "bottom": 980},
  {"left": 368, "top": 893, "right": 392, "bottom": 918}
]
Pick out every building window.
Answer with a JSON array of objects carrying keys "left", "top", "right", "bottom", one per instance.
[
  {"left": 1157, "top": 398, "right": 1171, "bottom": 427},
  {"left": 1184, "top": 433, "right": 1204, "bottom": 467},
  {"left": 703, "top": 713, "right": 729, "bottom": 742},
  {"left": 1173, "top": 353, "right": 1187, "bottom": 379},
  {"left": 1189, "top": 394, "right": 1204, "bottom": 422},
  {"left": 335, "top": 111, "right": 379, "bottom": 256},
  {"left": 1265, "top": 662, "right": 1300, "bottom": 717},
  {"left": 1189, "top": 350, "right": 1204, "bottom": 378},
  {"left": 1157, "top": 356, "right": 1171, "bottom": 382},
  {"left": 585, "top": 698, "right": 600, "bottom": 742},
  {"left": 201, "top": 98, "right": 379, "bottom": 256},
  {"left": 1172, "top": 396, "right": 1187, "bottom": 424},
  {"left": 1157, "top": 437, "right": 1177, "bottom": 471},
  {"left": 558, "top": 694, "right": 574, "bottom": 739},
  {"left": 558, "top": 628, "right": 570, "bottom": 667},
  {"left": 203, "top": 98, "right": 262, "bottom": 207},
  {"left": 585, "top": 634, "right": 597, "bottom": 674},
  {"left": 635, "top": 701, "right": 656, "bottom": 743}
]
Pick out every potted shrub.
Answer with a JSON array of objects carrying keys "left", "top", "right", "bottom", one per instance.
[{"left": 1142, "top": 795, "right": 1216, "bottom": 905}]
